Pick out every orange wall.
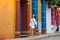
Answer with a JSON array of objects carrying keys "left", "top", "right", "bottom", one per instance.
[{"left": 0, "top": 0, "right": 16, "bottom": 39}]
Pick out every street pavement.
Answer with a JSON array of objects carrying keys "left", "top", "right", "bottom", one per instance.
[
  {"left": 6, "top": 32, "right": 60, "bottom": 40},
  {"left": 41, "top": 35, "right": 60, "bottom": 40}
]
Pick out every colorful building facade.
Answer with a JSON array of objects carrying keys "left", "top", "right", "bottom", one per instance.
[{"left": 0, "top": 0, "right": 60, "bottom": 39}]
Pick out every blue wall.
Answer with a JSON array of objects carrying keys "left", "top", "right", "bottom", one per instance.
[
  {"left": 41, "top": 0, "right": 46, "bottom": 30},
  {"left": 32, "top": 0, "right": 38, "bottom": 26}
]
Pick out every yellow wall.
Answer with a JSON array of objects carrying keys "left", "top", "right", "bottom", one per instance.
[
  {"left": 29, "top": 0, "right": 32, "bottom": 35},
  {"left": 38, "top": 0, "right": 41, "bottom": 21},
  {"left": 0, "top": 0, "right": 15, "bottom": 39},
  {"left": 38, "top": 0, "right": 41, "bottom": 34},
  {"left": 29, "top": 0, "right": 32, "bottom": 18}
]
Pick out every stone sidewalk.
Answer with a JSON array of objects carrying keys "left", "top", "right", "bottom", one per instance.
[
  {"left": 6, "top": 32, "right": 60, "bottom": 40},
  {"left": 41, "top": 36, "right": 60, "bottom": 40}
]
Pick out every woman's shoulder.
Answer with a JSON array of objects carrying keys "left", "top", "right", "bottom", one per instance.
[{"left": 30, "top": 18, "right": 36, "bottom": 21}]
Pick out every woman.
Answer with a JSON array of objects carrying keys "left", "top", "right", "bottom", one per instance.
[{"left": 29, "top": 15, "right": 37, "bottom": 35}]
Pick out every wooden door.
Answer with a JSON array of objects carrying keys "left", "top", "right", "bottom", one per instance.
[{"left": 21, "top": 0, "right": 30, "bottom": 35}]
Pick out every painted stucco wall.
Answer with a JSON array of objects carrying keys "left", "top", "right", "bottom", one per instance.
[
  {"left": 29, "top": 0, "right": 32, "bottom": 34},
  {"left": 29, "top": 0, "right": 32, "bottom": 18},
  {"left": 38, "top": 0, "right": 41, "bottom": 33},
  {"left": 0, "top": 0, "right": 15, "bottom": 39},
  {"left": 46, "top": 3, "right": 52, "bottom": 33}
]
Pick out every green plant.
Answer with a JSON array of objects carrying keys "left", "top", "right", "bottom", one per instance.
[
  {"left": 57, "top": 0, "right": 60, "bottom": 6},
  {"left": 51, "top": 0, "right": 60, "bottom": 7},
  {"left": 51, "top": 0, "right": 56, "bottom": 5}
]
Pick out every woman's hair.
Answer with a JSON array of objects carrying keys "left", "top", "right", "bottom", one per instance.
[
  {"left": 32, "top": 14, "right": 36, "bottom": 19},
  {"left": 34, "top": 16, "right": 36, "bottom": 19}
]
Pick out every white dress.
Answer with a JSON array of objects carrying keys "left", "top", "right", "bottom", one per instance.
[{"left": 29, "top": 18, "right": 37, "bottom": 29}]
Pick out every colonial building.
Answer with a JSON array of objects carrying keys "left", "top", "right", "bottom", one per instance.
[{"left": 0, "top": 0, "right": 60, "bottom": 39}]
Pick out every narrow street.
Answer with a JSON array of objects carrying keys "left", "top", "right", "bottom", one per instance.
[
  {"left": 6, "top": 32, "right": 60, "bottom": 40},
  {"left": 41, "top": 35, "right": 60, "bottom": 40}
]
